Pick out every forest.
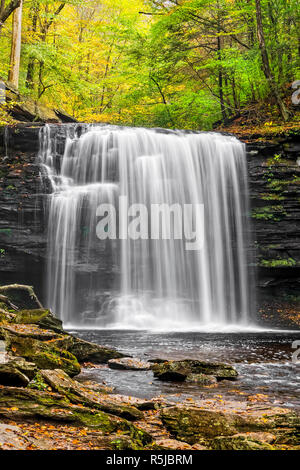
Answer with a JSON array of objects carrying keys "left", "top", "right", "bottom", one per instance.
[{"left": 0, "top": 0, "right": 299, "bottom": 130}]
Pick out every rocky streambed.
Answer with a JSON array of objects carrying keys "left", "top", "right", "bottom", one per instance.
[{"left": 0, "top": 284, "right": 299, "bottom": 451}]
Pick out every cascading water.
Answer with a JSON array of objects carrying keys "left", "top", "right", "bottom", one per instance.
[{"left": 39, "top": 124, "right": 253, "bottom": 330}]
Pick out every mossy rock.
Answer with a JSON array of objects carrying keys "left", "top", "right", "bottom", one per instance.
[
  {"left": 4, "top": 329, "right": 80, "bottom": 377},
  {"left": 0, "top": 285, "right": 42, "bottom": 310},
  {"left": 68, "top": 336, "right": 125, "bottom": 363},
  {"left": 28, "top": 372, "right": 50, "bottom": 392},
  {"left": 13, "top": 309, "right": 63, "bottom": 333},
  {"left": 38, "top": 369, "right": 143, "bottom": 421},
  {"left": 152, "top": 360, "right": 238, "bottom": 382},
  {"left": 0, "top": 386, "right": 152, "bottom": 447},
  {"left": 160, "top": 406, "right": 239, "bottom": 443},
  {"left": 160, "top": 405, "right": 300, "bottom": 445}
]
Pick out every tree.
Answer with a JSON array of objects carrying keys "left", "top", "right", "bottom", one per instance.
[
  {"left": 8, "top": 0, "right": 23, "bottom": 88},
  {"left": 255, "top": 0, "right": 289, "bottom": 121}
]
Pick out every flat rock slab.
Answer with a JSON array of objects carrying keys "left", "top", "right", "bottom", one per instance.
[
  {"left": 3, "top": 324, "right": 60, "bottom": 341},
  {"left": 0, "top": 423, "right": 32, "bottom": 450},
  {"left": 108, "top": 358, "right": 151, "bottom": 371}
]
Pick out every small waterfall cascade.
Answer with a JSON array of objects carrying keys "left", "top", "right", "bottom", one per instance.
[{"left": 39, "top": 124, "right": 252, "bottom": 329}]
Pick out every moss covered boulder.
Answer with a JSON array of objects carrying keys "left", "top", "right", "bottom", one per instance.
[
  {"left": 160, "top": 406, "right": 240, "bottom": 443},
  {"left": 0, "top": 285, "right": 43, "bottom": 310},
  {"left": 160, "top": 405, "right": 300, "bottom": 447},
  {"left": 152, "top": 360, "right": 238, "bottom": 382},
  {"left": 68, "top": 336, "right": 125, "bottom": 363},
  {"left": 4, "top": 326, "right": 80, "bottom": 377},
  {"left": 13, "top": 309, "right": 63, "bottom": 333}
]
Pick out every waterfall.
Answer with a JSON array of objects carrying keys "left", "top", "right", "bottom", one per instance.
[{"left": 39, "top": 124, "right": 252, "bottom": 330}]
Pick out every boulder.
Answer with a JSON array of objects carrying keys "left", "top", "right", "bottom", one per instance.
[
  {"left": 152, "top": 361, "right": 190, "bottom": 382},
  {"left": 152, "top": 360, "right": 238, "bottom": 382},
  {"left": 160, "top": 406, "right": 240, "bottom": 443},
  {"left": 108, "top": 358, "right": 151, "bottom": 371},
  {"left": 68, "top": 336, "right": 125, "bottom": 363},
  {"left": 160, "top": 405, "right": 300, "bottom": 446},
  {"left": 4, "top": 326, "right": 80, "bottom": 377},
  {"left": 38, "top": 369, "right": 143, "bottom": 421}
]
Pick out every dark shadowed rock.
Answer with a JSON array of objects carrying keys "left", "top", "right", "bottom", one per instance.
[
  {"left": 0, "top": 285, "right": 43, "bottom": 310},
  {"left": 69, "top": 336, "right": 125, "bottom": 363},
  {"left": 0, "top": 361, "right": 30, "bottom": 386},
  {"left": 108, "top": 358, "right": 151, "bottom": 371}
]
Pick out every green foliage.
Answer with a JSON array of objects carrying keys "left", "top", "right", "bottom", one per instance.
[
  {"left": 260, "top": 258, "right": 297, "bottom": 268},
  {"left": 252, "top": 205, "right": 287, "bottom": 221},
  {"left": 0, "top": 0, "right": 299, "bottom": 127}
]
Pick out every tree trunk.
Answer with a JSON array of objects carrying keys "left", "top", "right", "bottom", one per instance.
[
  {"left": 217, "top": 35, "right": 227, "bottom": 121},
  {"left": 255, "top": 0, "right": 289, "bottom": 121},
  {"left": 8, "top": 0, "right": 23, "bottom": 89},
  {"left": 26, "top": 2, "right": 39, "bottom": 89},
  {"left": 0, "top": 0, "right": 21, "bottom": 35}
]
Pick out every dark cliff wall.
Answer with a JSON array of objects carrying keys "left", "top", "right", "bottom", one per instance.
[
  {"left": 247, "top": 137, "right": 300, "bottom": 308},
  {"left": 0, "top": 125, "right": 49, "bottom": 300},
  {"left": 0, "top": 124, "right": 299, "bottom": 314}
]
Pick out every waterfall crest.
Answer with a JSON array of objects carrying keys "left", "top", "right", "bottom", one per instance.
[{"left": 39, "top": 124, "right": 252, "bottom": 329}]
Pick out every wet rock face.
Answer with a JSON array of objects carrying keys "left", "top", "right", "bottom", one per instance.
[
  {"left": 247, "top": 136, "right": 300, "bottom": 307},
  {"left": 0, "top": 125, "right": 49, "bottom": 299}
]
